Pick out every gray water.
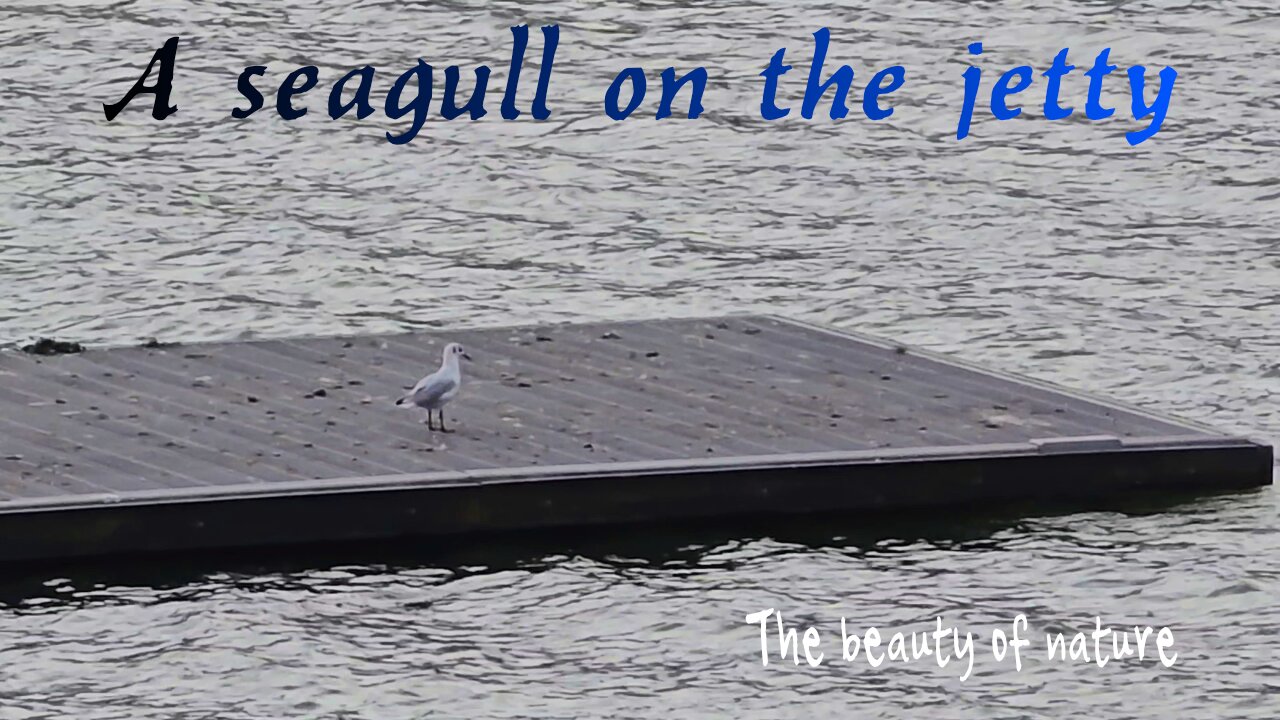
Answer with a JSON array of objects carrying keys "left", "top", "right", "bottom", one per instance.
[{"left": 1, "top": 0, "right": 1278, "bottom": 717}]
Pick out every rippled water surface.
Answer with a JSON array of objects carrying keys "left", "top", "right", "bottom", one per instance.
[{"left": 1, "top": 0, "right": 1278, "bottom": 717}]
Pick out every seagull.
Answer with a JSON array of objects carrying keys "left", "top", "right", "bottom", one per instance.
[{"left": 396, "top": 342, "right": 472, "bottom": 432}]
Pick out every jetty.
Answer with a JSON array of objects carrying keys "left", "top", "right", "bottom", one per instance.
[{"left": 0, "top": 315, "right": 1271, "bottom": 564}]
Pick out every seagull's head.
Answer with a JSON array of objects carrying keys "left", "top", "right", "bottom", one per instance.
[{"left": 444, "top": 342, "right": 473, "bottom": 362}]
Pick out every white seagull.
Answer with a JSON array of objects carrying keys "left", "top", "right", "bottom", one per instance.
[{"left": 395, "top": 342, "right": 472, "bottom": 432}]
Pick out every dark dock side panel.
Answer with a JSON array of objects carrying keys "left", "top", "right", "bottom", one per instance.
[{"left": 0, "top": 315, "right": 1271, "bottom": 563}]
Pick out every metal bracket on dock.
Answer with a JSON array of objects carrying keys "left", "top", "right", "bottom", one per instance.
[
  {"left": 1031, "top": 436, "right": 1124, "bottom": 454},
  {"left": 1030, "top": 435, "right": 1256, "bottom": 455}
]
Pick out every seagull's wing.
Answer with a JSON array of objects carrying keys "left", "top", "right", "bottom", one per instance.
[
  {"left": 396, "top": 370, "right": 443, "bottom": 407},
  {"left": 411, "top": 371, "right": 437, "bottom": 393},
  {"left": 412, "top": 374, "right": 458, "bottom": 407}
]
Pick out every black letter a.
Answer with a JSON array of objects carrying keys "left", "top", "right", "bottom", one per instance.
[{"left": 103, "top": 36, "right": 180, "bottom": 121}]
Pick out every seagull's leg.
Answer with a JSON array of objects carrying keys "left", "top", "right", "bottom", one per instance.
[
  {"left": 440, "top": 411, "right": 450, "bottom": 433},
  {"left": 426, "top": 410, "right": 435, "bottom": 432}
]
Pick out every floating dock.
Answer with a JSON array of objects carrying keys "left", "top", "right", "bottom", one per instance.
[{"left": 0, "top": 315, "right": 1271, "bottom": 563}]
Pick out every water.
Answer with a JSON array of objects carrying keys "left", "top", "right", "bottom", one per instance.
[{"left": 1, "top": 0, "right": 1277, "bottom": 716}]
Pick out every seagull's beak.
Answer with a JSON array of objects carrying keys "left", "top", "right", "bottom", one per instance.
[{"left": 463, "top": 353, "right": 473, "bottom": 361}]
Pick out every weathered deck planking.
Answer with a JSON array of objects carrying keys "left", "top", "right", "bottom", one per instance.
[{"left": 0, "top": 315, "right": 1271, "bottom": 563}]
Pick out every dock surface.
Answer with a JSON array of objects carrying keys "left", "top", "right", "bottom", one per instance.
[{"left": 0, "top": 315, "right": 1271, "bottom": 563}]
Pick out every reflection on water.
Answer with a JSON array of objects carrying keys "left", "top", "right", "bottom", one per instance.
[
  {"left": 0, "top": 489, "right": 1276, "bottom": 718},
  {"left": 0, "top": 0, "right": 1277, "bottom": 716}
]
